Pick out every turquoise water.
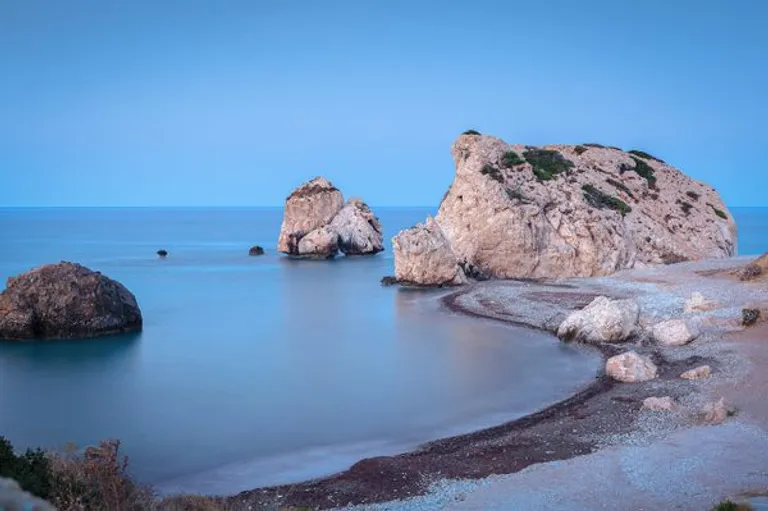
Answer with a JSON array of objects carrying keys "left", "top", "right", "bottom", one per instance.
[{"left": 0, "top": 207, "right": 764, "bottom": 495}]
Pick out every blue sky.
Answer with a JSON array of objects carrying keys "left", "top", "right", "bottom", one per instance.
[{"left": 1, "top": 0, "right": 766, "bottom": 207}]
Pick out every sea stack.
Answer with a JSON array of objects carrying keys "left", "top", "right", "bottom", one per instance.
[
  {"left": 277, "top": 177, "right": 383, "bottom": 259},
  {"left": 392, "top": 133, "right": 736, "bottom": 285},
  {"left": 0, "top": 262, "right": 143, "bottom": 340}
]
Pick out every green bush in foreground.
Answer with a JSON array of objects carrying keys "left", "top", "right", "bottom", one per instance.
[
  {"left": 0, "top": 435, "right": 52, "bottom": 500},
  {"left": 711, "top": 500, "right": 753, "bottom": 511}
]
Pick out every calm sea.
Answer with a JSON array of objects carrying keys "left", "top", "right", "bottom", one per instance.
[{"left": 0, "top": 207, "right": 764, "bottom": 495}]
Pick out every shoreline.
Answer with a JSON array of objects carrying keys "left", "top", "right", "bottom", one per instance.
[{"left": 226, "top": 256, "right": 768, "bottom": 510}]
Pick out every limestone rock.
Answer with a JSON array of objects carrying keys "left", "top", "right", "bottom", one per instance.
[
  {"left": 741, "top": 252, "right": 768, "bottom": 281},
  {"left": 277, "top": 178, "right": 383, "bottom": 259},
  {"left": 702, "top": 397, "right": 729, "bottom": 425},
  {"left": 0, "top": 477, "right": 56, "bottom": 511},
  {"left": 425, "top": 134, "right": 736, "bottom": 279},
  {"left": 681, "top": 365, "right": 712, "bottom": 380},
  {"left": 392, "top": 217, "right": 466, "bottom": 286},
  {"left": 557, "top": 296, "right": 640, "bottom": 343},
  {"left": 643, "top": 396, "right": 676, "bottom": 411},
  {"left": 297, "top": 226, "right": 339, "bottom": 259},
  {"left": 248, "top": 245, "right": 265, "bottom": 256},
  {"left": 685, "top": 292, "right": 719, "bottom": 313},
  {"left": 329, "top": 198, "right": 384, "bottom": 255},
  {"left": 0, "top": 262, "right": 143, "bottom": 340},
  {"left": 605, "top": 351, "right": 658, "bottom": 383},
  {"left": 652, "top": 319, "right": 698, "bottom": 346},
  {"left": 277, "top": 177, "right": 344, "bottom": 256}
]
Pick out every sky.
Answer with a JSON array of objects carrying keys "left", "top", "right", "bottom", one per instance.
[{"left": 1, "top": 0, "right": 766, "bottom": 207}]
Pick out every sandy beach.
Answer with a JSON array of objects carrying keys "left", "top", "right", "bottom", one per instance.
[{"left": 226, "top": 256, "right": 768, "bottom": 510}]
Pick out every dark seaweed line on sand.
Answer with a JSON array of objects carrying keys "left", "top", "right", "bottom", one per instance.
[{"left": 231, "top": 285, "right": 618, "bottom": 510}]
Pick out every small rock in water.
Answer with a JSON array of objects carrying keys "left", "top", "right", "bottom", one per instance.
[
  {"left": 157, "top": 249, "right": 168, "bottom": 258},
  {"left": 605, "top": 351, "right": 658, "bottom": 383},
  {"left": 642, "top": 396, "right": 676, "bottom": 411},
  {"left": 249, "top": 245, "right": 265, "bottom": 256},
  {"left": 380, "top": 276, "right": 398, "bottom": 287},
  {"left": 742, "top": 308, "right": 761, "bottom": 327},
  {"left": 680, "top": 365, "right": 712, "bottom": 380}
]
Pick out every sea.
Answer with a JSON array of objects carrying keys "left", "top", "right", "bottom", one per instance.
[{"left": 0, "top": 207, "right": 765, "bottom": 495}]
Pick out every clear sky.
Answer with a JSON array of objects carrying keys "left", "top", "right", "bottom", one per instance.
[{"left": 1, "top": 0, "right": 766, "bottom": 207}]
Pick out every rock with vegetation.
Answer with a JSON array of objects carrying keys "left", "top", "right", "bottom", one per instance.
[
  {"left": 0, "top": 262, "right": 143, "bottom": 340},
  {"left": 392, "top": 217, "right": 466, "bottom": 287},
  {"left": 277, "top": 177, "right": 383, "bottom": 259},
  {"left": 398, "top": 133, "right": 736, "bottom": 280},
  {"left": 741, "top": 252, "right": 768, "bottom": 281},
  {"left": 652, "top": 319, "right": 699, "bottom": 346},
  {"left": 605, "top": 351, "right": 658, "bottom": 383},
  {"left": 557, "top": 296, "right": 640, "bottom": 343}
]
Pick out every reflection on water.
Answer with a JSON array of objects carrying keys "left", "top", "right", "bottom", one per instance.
[{"left": 0, "top": 208, "right": 602, "bottom": 496}]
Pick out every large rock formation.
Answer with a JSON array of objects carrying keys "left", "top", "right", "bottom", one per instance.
[
  {"left": 397, "top": 133, "right": 736, "bottom": 283},
  {"left": 277, "top": 177, "right": 383, "bottom": 259},
  {"left": 392, "top": 217, "right": 466, "bottom": 286},
  {"left": 0, "top": 262, "right": 143, "bottom": 340}
]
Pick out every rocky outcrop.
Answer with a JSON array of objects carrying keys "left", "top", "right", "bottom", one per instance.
[
  {"left": 681, "top": 365, "right": 712, "bottom": 380},
  {"left": 605, "top": 351, "right": 658, "bottom": 383},
  {"left": 329, "top": 199, "right": 384, "bottom": 255},
  {"left": 652, "top": 319, "right": 698, "bottom": 346},
  {"left": 400, "top": 133, "right": 735, "bottom": 280},
  {"left": 392, "top": 217, "right": 466, "bottom": 287},
  {"left": 249, "top": 246, "right": 265, "bottom": 256},
  {"left": 643, "top": 396, "right": 676, "bottom": 411},
  {"left": 741, "top": 252, "right": 768, "bottom": 281},
  {"left": 557, "top": 296, "right": 640, "bottom": 343},
  {"left": 0, "top": 477, "right": 56, "bottom": 511},
  {"left": 0, "top": 262, "right": 143, "bottom": 340},
  {"left": 277, "top": 178, "right": 383, "bottom": 259}
]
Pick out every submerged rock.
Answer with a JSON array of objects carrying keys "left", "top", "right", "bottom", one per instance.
[
  {"left": 652, "top": 319, "right": 698, "bottom": 346},
  {"left": 157, "top": 249, "right": 168, "bottom": 258},
  {"left": 557, "top": 296, "right": 640, "bottom": 343},
  {"left": 605, "top": 351, "right": 658, "bottom": 383},
  {"left": 392, "top": 217, "right": 466, "bottom": 287},
  {"left": 0, "top": 262, "right": 142, "bottom": 340},
  {"left": 399, "top": 134, "right": 735, "bottom": 280},
  {"left": 249, "top": 245, "right": 265, "bottom": 256},
  {"left": 277, "top": 178, "right": 382, "bottom": 259}
]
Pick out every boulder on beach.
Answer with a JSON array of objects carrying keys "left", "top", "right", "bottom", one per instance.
[
  {"left": 702, "top": 397, "right": 730, "bottom": 425},
  {"left": 684, "top": 292, "right": 719, "bottom": 313},
  {"left": 557, "top": 296, "right": 640, "bottom": 343},
  {"left": 652, "top": 319, "right": 698, "bottom": 346},
  {"left": 277, "top": 177, "right": 383, "bottom": 259},
  {"left": 643, "top": 396, "right": 676, "bottom": 411},
  {"left": 681, "top": 365, "right": 712, "bottom": 380},
  {"left": 740, "top": 252, "right": 768, "bottom": 281},
  {"left": 392, "top": 217, "right": 466, "bottom": 287},
  {"left": 605, "top": 351, "right": 658, "bottom": 383},
  {"left": 0, "top": 262, "right": 143, "bottom": 340},
  {"left": 248, "top": 245, "right": 265, "bottom": 256},
  {"left": 395, "top": 133, "right": 736, "bottom": 284}
]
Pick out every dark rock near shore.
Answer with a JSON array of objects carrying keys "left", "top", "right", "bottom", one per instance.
[
  {"left": 157, "top": 249, "right": 168, "bottom": 258},
  {"left": 249, "top": 246, "right": 265, "bottom": 256},
  {"left": 0, "top": 262, "right": 143, "bottom": 340},
  {"left": 742, "top": 308, "right": 760, "bottom": 327},
  {"left": 380, "top": 276, "right": 398, "bottom": 287}
]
